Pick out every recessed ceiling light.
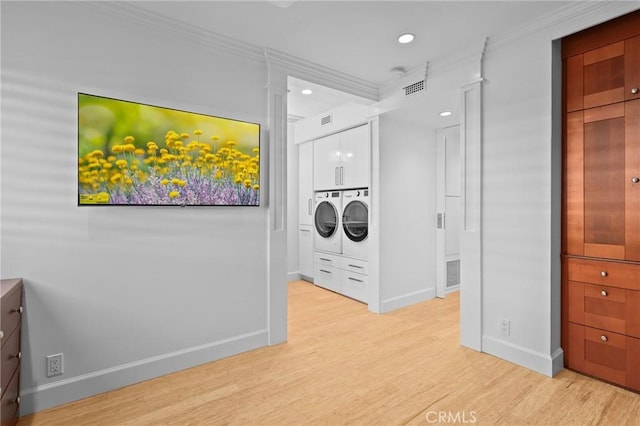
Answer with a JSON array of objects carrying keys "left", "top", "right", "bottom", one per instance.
[
  {"left": 439, "top": 111, "right": 452, "bottom": 117},
  {"left": 398, "top": 33, "right": 415, "bottom": 44},
  {"left": 301, "top": 89, "right": 313, "bottom": 95}
]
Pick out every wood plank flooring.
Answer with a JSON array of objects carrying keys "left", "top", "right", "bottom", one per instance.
[{"left": 19, "top": 280, "right": 640, "bottom": 425}]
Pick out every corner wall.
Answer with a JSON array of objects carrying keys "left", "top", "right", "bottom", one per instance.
[
  {"left": 378, "top": 109, "right": 436, "bottom": 312},
  {"left": 1, "top": 2, "right": 276, "bottom": 414}
]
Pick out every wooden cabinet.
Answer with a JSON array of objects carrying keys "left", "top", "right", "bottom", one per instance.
[
  {"left": 313, "top": 124, "right": 369, "bottom": 191},
  {"left": 1, "top": 278, "right": 23, "bottom": 426},
  {"left": 562, "top": 9, "right": 640, "bottom": 393}
]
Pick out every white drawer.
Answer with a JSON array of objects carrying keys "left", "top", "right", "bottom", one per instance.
[
  {"left": 314, "top": 252, "right": 341, "bottom": 268},
  {"left": 341, "top": 257, "right": 368, "bottom": 275},
  {"left": 314, "top": 265, "right": 340, "bottom": 293},
  {"left": 341, "top": 271, "right": 368, "bottom": 303}
]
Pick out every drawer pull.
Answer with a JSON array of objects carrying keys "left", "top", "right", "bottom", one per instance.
[
  {"left": 601, "top": 335, "right": 608, "bottom": 342},
  {"left": 11, "top": 351, "right": 21, "bottom": 360},
  {"left": 633, "top": 177, "right": 640, "bottom": 184},
  {"left": 632, "top": 87, "right": 639, "bottom": 94},
  {"left": 11, "top": 306, "right": 23, "bottom": 315},
  {"left": 319, "top": 258, "right": 332, "bottom": 262},
  {"left": 319, "top": 269, "right": 332, "bottom": 274},
  {"left": 348, "top": 277, "right": 364, "bottom": 283},
  {"left": 348, "top": 264, "right": 364, "bottom": 269},
  {"left": 601, "top": 290, "right": 608, "bottom": 297},
  {"left": 0, "top": 330, "right": 3, "bottom": 340},
  {"left": 600, "top": 271, "right": 608, "bottom": 277}
]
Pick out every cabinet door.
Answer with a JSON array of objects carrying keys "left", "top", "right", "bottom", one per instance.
[
  {"left": 313, "top": 133, "right": 341, "bottom": 190},
  {"left": 565, "top": 100, "right": 640, "bottom": 261},
  {"left": 566, "top": 35, "right": 640, "bottom": 112},
  {"left": 298, "top": 225, "right": 314, "bottom": 279},
  {"left": 339, "top": 124, "right": 370, "bottom": 189},
  {"left": 298, "top": 142, "right": 314, "bottom": 226}
]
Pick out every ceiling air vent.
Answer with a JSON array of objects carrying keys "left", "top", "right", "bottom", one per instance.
[
  {"left": 404, "top": 80, "right": 425, "bottom": 96},
  {"left": 320, "top": 114, "right": 332, "bottom": 126}
]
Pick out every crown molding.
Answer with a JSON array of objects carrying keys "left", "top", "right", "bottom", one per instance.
[
  {"left": 91, "top": 2, "right": 378, "bottom": 102},
  {"left": 486, "top": 1, "right": 640, "bottom": 53}
]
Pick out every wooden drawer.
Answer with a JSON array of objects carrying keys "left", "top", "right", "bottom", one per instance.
[
  {"left": 568, "top": 281, "right": 640, "bottom": 338},
  {"left": 0, "top": 368, "right": 19, "bottom": 426},
  {"left": 340, "top": 257, "right": 368, "bottom": 275},
  {"left": 0, "top": 286, "right": 22, "bottom": 350},
  {"left": 341, "top": 271, "right": 368, "bottom": 303},
  {"left": 567, "top": 323, "right": 640, "bottom": 391},
  {"left": 567, "top": 257, "right": 640, "bottom": 291},
  {"left": 0, "top": 327, "right": 21, "bottom": 400}
]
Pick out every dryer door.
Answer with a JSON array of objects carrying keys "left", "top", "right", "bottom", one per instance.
[
  {"left": 342, "top": 200, "right": 368, "bottom": 242},
  {"left": 315, "top": 201, "right": 339, "bottom": 238}
]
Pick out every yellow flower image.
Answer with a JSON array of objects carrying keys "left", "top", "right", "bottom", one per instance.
[{"left": 78, "top": 93, "right": 260, "bottom": 205}]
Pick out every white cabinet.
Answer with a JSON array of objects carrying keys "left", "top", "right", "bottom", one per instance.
[
  {"left": 314, "top": 252, "right": 341, "bottom": 292},
  {"left": 313, "top": 124, "right": 369, "bottom": 191},
  {"left": 313, "top": 252, "right": 369, "bottom": 303},
  {"left": 298, "top": 142, "right": 314, "bottom": 226},
  {"left": 299, "top": 225, "right": 313, "bottom": 279}
]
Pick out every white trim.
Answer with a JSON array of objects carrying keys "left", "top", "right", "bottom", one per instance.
[
  {"left": 380, "top": 288, "right": 436, "bottom": 313},
  {"left": 19, "top": 330, "right": 269, "bottom": 416},
  {"left": 482, "top": 335, "right": 565, "bottom": 377}
]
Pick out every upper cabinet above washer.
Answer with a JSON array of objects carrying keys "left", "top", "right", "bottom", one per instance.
[{"left": 313, "top": 124, "right": 370, "bottom": 191}]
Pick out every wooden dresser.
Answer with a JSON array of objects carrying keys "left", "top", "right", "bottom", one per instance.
[
  {"left": 1, "top": 279, "right": 23, "bottom": 426},
  {"left": 562, "top": 9, "right": 640, "bottom": 392}
]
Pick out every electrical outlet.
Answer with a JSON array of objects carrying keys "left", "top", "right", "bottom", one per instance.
[
  {"left": 46, "top": 353, "right": 63, "bottom": 377},
  {"left": 499, "top": 319, "right": 511, "bottom": 336}
]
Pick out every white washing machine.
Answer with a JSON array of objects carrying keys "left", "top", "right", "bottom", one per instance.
[
  {"left": 342, "top": 188, "right": 369, "bottom": 260},
  {"left": 314, "top": 190, "right": 342, "bottom": 254}
]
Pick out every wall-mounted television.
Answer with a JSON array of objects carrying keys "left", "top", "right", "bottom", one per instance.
[{"left": 78, "top": 93, "right": 260, "bottom": 206}]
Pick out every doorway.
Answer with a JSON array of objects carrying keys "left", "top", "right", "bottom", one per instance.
[{"left": 436, "top": 125, "right": 462, "bottom": 298}]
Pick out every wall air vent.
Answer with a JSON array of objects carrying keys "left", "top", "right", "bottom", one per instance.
[
  {"left": 320, "top": 114, "right": 332, "bottom": 126},
  {"left": 446, "top": 260, "right": 460, "bottom": 288},
  {"left": 404, "top": 80, "right": 425, "bottom": 96}
]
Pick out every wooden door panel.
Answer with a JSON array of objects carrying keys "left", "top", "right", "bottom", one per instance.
[
  {"left": 566, "top": 55, "right": 583, "bottom": 112},
  {"left": 583, "top": 114, "right": 625, "bottom": 251},
  {"left": 626, "top": 100, "right": 640, "bottom": 261},
  {"left": 625, "top": 36, "right": 640, "bottom": 102},
  {"left": 565, "top": 111, "right": 584, "bottom": 255}
]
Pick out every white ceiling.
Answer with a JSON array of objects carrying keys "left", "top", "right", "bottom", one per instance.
[{"left": 132, "top": 1, "right": 576, "bottom": 122}]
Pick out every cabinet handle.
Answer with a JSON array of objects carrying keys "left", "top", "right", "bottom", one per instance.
[
  {"left": 632, "top": 87, "right": 639, "bottom": 94},
  {"left": 308, "top": 198, "right": 312, "bottom": 215},
  {"left": 319, "top": 269, "right": 332, "bottom": 274},
  {"left": 340, "top": 166, "right": 344, "bottom": 185},
  {"left": 300, "top": 229, "right": 311, "bottom": 233},
  {"left": 335, "top": 167, "right": 339, "bottom": 186},
  {"left": 348, "top": 277, "right": 364, "bottom": 283},
  {"left": 319, "top": 257, "right": 331, "bottom": 262},
  {"left": 11, "top": 306, "right": 23, "bottom": 315},
  {"left": 601, "top": 290, "right": 608, "bottom": 297},
  {"left": 348, "top": 264, "right": 364, "bottom": 269},
  {"left": 14, "top": 396, "right": 20, "bottom": 405},
  {"left": 600, "top": 335, "right": 608, "bottom": 342},
  {"left": 600, "top": 271, "right": 608, "bottom": 277},
  {"left": 11, "top": 351, "right": 21, "bottom": 360},
  {"left": 632, "top": 177, "right": 640, "bottom": 184},
  {"left": 0, "top": 330, "right": 3, "bottom": 340}
]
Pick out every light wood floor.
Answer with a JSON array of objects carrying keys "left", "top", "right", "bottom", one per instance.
[{"left": 19, "top": 280, "right": 640, "bottom": 425}]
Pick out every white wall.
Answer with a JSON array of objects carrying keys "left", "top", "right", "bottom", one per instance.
[
  {"left": 378, "top": 109, "right": 436, "bottom": 312},
  {"left": 1, "top": 2, "right": 278, "bottom": 414},
  {"left": 479, "top": 3, "right": 638, "bottom": 375}
]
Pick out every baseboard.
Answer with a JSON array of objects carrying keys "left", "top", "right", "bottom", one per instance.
[
  {"left": 380, "top": 287, "right": 435, "bottom": 313},
  {"left": 20, "top": 329, "right": 269, "bottom": 416},
  {"left": 482, "top": 335, "right": 565, "bottom": 377},
  {"left": 287, "top": 272, "right": 301, "bottom": 281}
]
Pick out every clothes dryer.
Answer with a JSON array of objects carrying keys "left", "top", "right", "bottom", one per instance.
[
  {"left": 342, "top": 188, "right": 369, "bottom": 260},
  {"left": 314, "top": 190, "right": 342, "bottom": 254}
]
